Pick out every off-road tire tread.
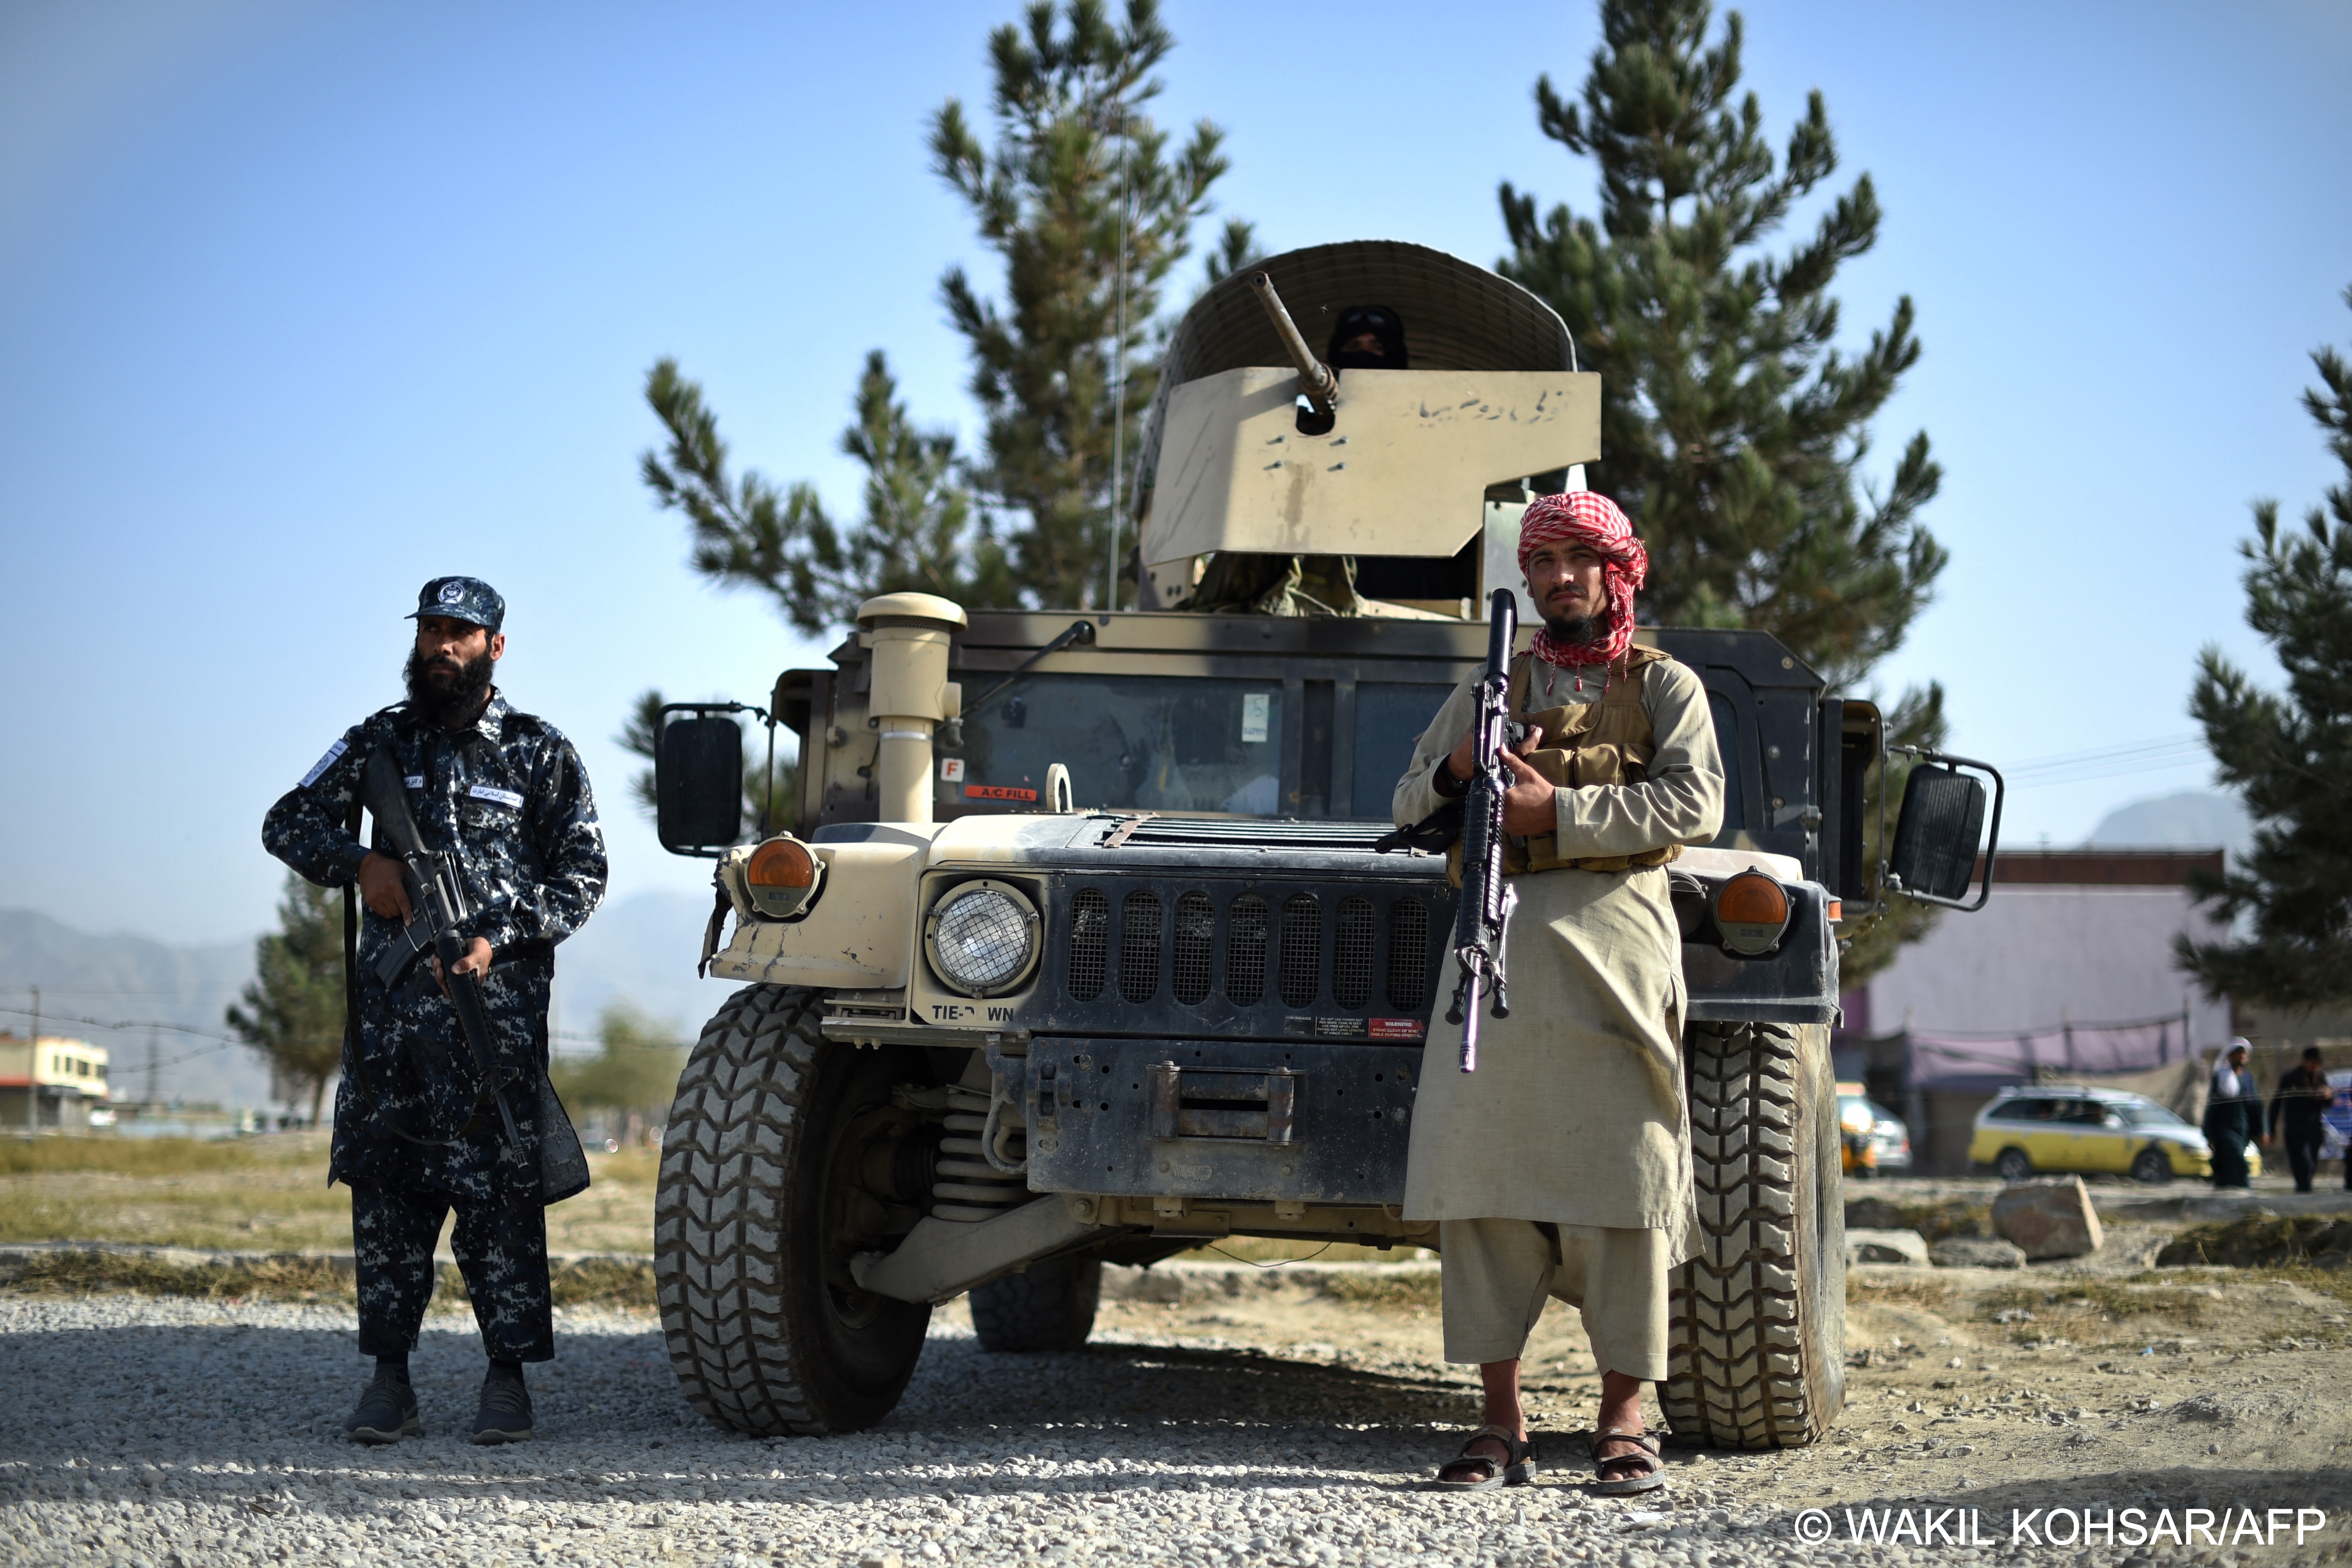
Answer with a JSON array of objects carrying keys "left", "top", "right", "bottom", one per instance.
[
  {"left": 655, "top": 984, "right": 911, "bottom": 1436},
  {"left": 969, "top": 1254, "right": 1103, "bottom": 1353},
  {"left": 1664, "top": 1020, "right": 1844, "bottom": 1449}
]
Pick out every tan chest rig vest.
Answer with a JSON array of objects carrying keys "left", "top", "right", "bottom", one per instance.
[{"left": 1446, "top": 644, "right": 1682, "bottom": 882}]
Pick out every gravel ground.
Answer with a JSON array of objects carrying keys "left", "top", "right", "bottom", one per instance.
[{"left": 5, "top": 1285, "right": 2348, "bottom": 1568}]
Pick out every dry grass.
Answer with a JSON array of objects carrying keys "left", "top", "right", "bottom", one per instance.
[
  {"left": 1845, "top": 1274, "right": 1953, "bottom": 1310},
  {"left": 1318, "top": 1270, "right": 1442, "bottom": 1310},
  {"left": 1978, "top": 1279, "right": 2210, "bottom": 1327},
  {"left": 0, "top": 1134, "right": 659, "bottom": 1257},
  {"left": 3, "top": 1248, "right": 655, "bottom": 1309}
]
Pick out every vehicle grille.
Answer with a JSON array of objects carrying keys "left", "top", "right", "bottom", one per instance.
[
  {"left": 1334, "top": 897, "right": 1376, "bottom": 1008},
  {"left": 1068, "top": 889, "right": 1108, "bottom": 1001},
  {"left": 1120, "top": 891, "right": 1162, "bottom": 1002},
  {"left": 1226, "top": 896, "right": 1269, "bottom": 1004},
  {"left": 1051, "top": 879, "right": 1445, "bottom": 1031},
  {"left": 1387, "top": 898, "right": 1431, "bottom": 1011},
  {"left": 1277, "top": 896, "right": 1321, "bottom": 1006},
  {"left": 1172, "top": 892, "right": 1214, "bottom": 1005}
]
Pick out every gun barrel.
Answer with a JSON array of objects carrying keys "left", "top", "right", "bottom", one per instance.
[{"left": 1246, "top": 271, "right": 1337, "bottom": 414}]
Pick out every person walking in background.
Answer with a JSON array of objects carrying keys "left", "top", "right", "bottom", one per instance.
[
  {"left": 2203, "top": 1040, "right": 2259, "bottom": 1190},
  {"left": 2270, "top": 1047, "right": 2331, "bottom": 1195}
]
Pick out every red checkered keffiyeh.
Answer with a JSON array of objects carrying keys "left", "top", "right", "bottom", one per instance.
[{"left": 1516, "top": 490, "right": 1648, "bottom": 668}]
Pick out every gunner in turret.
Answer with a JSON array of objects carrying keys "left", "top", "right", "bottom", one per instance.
[{"left": 1393, "top": 490, "right": 1725, "bottom": 1494}]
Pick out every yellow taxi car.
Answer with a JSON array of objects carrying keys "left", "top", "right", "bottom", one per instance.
[{"left": 1969, "top": 1086, "right": 2255, "bottom": 1184}]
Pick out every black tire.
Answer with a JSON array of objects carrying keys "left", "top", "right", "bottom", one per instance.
[
  {"left": 969, "top": 1253, "right": 1103, "bottom": 1353},
  {"left": 655, "top": 984, "right": 930, "bottom": 1435},
  {"left": 2130, "top": 1148, "right": 2173, "bottom": 1185},
  {"left": 1665, "top": 1021, "right": 1846, "bottom": 1449},
  {"left": 1993, "top": 1147, "right": 2034, "bottom": 1183}
]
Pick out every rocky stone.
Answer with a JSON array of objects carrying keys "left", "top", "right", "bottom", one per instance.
[
  {"left": 1928, "top": 1237, "right": 2027, "bottom": 1269},
  {"left": 1846, "top": 1228, "right": 1931, "bottom": 1266},
  {"left": 1991, "top": 1175, "right": 2105, "bottom": 1259}
]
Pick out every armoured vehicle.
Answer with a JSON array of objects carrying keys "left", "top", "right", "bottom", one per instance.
[{"left": 648, "top": 241, "right": 2004, "bottom": 1448}]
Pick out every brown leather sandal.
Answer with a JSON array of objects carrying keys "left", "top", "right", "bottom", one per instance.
[
  {"left": 1434, "top": 1425, "right": 1540, "bottom": 1490},
  {"left": 1591, "top": 1428, "right": 1665, "bottom": 1494}
]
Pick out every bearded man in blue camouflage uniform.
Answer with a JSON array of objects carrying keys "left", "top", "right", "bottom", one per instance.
[{"left": 263, "top": 577, "right": 607, "bottom": 1446}]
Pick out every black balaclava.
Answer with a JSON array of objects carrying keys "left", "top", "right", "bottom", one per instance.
[{"left": 1326, "top": 305, "right": 1408, "bottom": 370}]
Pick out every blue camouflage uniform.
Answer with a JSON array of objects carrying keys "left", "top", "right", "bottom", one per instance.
[{"left": 263, "top": 660, "right": 606, "bottom": 1364}]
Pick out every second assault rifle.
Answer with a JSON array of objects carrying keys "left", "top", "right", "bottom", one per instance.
[
  {"left": 1444, "top": 589, "right": 1523, "bottom": 1073},
  {"left": 361, "top": 748, "right": 525, "bottom": 1153}
]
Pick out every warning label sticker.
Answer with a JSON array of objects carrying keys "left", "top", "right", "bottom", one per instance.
[
  {"left": 964, "top": 784, "right": 1037, "bottom": 802},
  {"left": 1368, "top": 1018, "right": 1426, "bottom": 1040}
]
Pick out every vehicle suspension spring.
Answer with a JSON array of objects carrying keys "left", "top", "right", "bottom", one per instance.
[{"left": 931, "top": 1084, "right": 1025, "bottom": 1222}]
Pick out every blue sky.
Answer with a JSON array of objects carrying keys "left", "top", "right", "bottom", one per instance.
[{"left": 3, "top": 0, "right": 2349, "bottom": 947}]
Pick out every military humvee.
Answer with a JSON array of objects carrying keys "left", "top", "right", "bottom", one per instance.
[{"left": 648, "top": 241, "right": 2002, "bottom": 1448}]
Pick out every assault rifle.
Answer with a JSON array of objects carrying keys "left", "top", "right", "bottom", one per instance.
[
  {"left": 361, "top": 748, "right": 524, "bottom": 1154},
  {"left": 1444, "top": 589, "right": 1523, "bottom": 1073}
]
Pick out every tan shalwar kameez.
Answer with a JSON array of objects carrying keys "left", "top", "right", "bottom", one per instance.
[{"left": 1393, "top": 653, "right": 1725, "bottom": 1380}]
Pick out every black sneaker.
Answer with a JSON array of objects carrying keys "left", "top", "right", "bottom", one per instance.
[
  {"left": 471, "top": 1374, "right": 534, "bottom": 1445},
  {"left": 344, "top": 1375, "right": 422, "bottom": 1444}
]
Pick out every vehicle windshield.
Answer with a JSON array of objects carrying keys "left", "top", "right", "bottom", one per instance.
[
  {"left": 937, "top": 663, "right": 1755, "bottom": 827},
  {"left": 950, "top": 675, "right": 1290, "bottom": 815},
  {"left": 2112, "top": 1100, "right": 2191, "bottom": 1128}
]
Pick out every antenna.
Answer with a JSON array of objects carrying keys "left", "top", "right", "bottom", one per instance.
[{"left": 1104, "top": 107, "right": 1131, "bottom": 613}]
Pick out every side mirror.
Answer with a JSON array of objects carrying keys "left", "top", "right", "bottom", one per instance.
[
  {"left": 656, "top": 711, "right": 744, "bottom": 856},
  {"left": 1886, "top": 751, "right": 2005, "bottom": 911}
]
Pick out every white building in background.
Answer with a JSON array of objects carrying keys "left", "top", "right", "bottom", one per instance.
[
  {"left": 1864, "top": 849, "right": 2232, "bottom": 1046},
  {"left": 1846, "top": 849, "right": 2231, "bottom": 1172},
  {"left": 0, "top": 1032, "right": 111, "bottom": 1131}
]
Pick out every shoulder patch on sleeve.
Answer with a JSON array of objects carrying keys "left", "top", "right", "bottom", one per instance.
[{"left": 298, "top": 738, "right": 349, "bottom": 789}]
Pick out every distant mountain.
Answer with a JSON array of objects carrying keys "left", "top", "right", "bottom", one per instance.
[
  {"left": 0, "top": 890, "right": 740, "bottom": 1108},
  {"left": 2088, "top": 790, "right": 2252, "bottom": 861},
  {"left": 0, "top": 909, "right": 262, "bottom": 1108}
]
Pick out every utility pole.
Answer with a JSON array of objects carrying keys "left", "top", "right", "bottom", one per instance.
[
  {"left": 145, "top": 1030, "right": 160, "bottom": 1108},
  {"left": 26, "top": 985, "right": 39, "bottom": 1132}
]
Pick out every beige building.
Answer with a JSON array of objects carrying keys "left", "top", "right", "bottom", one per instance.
[{"left": 0, "top": 1032, "right": 112, "bottom": 1131}]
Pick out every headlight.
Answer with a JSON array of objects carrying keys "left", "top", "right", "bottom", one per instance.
[
  {"left": 742, "top": 835, "right": 824, "bottom": 919},
  {"left": 1713, "top": 871, "right": 1792, "bottom": 955},
  {"left": 925, "top": 880, "right": 1041, "bottom": 997},
  {"left": 1840, "top": 1102, "right": 1876, "bottom": 1137}
]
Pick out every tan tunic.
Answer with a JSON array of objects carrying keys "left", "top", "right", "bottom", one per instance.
[{"left": 1394, "top": 654, "right": 1725, "bottom": 1252}]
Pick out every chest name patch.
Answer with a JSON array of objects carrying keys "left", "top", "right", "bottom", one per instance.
[
  {"left": 403, "top": 775, "right": 425, "bottom": 789},
  {"left": 468, "top": 783, "right": 525, "bottom": 809},
  {"left": 298, "top": 739, "right": 348, "bottom": 788}
]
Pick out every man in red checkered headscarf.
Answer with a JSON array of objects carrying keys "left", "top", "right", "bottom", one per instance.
[{"left": 1391, "top": 488, "right": 1726, "bottom": 1495}]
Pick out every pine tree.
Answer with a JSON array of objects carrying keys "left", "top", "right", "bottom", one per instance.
[
  {"left": 549, "top": 1002, "right": 688, "bottom": 1124},
  {"left": 1498, "top": 0, "right": 1946, "bottom": 691},
  {"left": 931, "top": 0, "right": 1233, "bottom": 609},
  {"left": 1500, "top": 0, "right": 1953, "bottom": 981},
  {"left": 2177, "top": 288, "right": 2352, "bottom": 1009},
  {"left": 640, "top": 352, "right": 1016, "bottom": 637},
  {"left": 224, "top": 872, "right": 344, "bottom": 1127}
]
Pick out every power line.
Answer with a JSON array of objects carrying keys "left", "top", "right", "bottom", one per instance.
[{"left": 2001, "top": 732, "right": 2210, "bottom": 790}]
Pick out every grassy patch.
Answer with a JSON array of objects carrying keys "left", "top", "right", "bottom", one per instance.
[
  {"left": 1318, "top": 1271, "right": 1442, "bottom": 1310},
  {"left": 1845, "top": 1274, "right": 1953, "bottom": 1310},
  {"left": 3, "top": 1249, "right": 657, "bottom": 1309},
  {"left": 5, "top": 1251, "right": 352, "bottom": 1301},
  {"left": 0, "top": 1133, "right": 324, "bottom": 1176},
  {"left": 2154, "top": 1214, "right": 2352, "bottom": 1269},
  {"left": 1977, "top": 1280, "right": 2208, "bottom": 1325}
]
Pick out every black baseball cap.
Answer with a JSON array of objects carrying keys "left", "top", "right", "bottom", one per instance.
[{"left": 408, "top": 577, "right": 505, "bottom": 632}]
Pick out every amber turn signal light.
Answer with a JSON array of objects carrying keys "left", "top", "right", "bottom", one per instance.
[
  {"left": 747, "top": 838, "right": 817, "bottom": 888},
  {"left": 1713, "top": 871, "right": 1792, "bottom": 956}
]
